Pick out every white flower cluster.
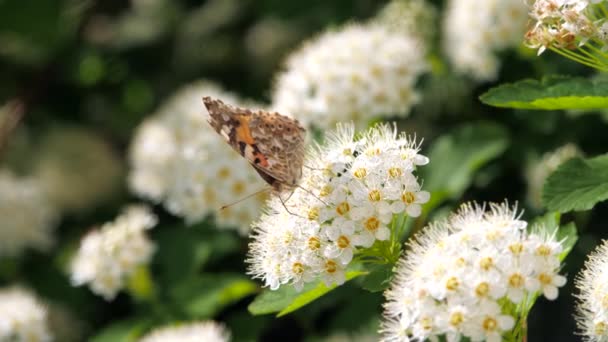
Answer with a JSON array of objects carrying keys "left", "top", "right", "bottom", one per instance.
[
  {"left": 526, "top": 143, "right": 581, "bottom": 208},
  {"left": 0, "top": 170, "right": 58, "bottom": 257},
  {"left": 70, "top": 205, "right": 157, "bottom": 300},
  {"left": 248, "top": 123, "right": 429, "bottom": 291},
  {"left": 381, "top": 202, "right": 567, "bottom": 342},
  {"left": 272, "top": 24, "right": 427, "bottom": 130},
  {"left": 373, "top": 0, "right": 437, "bottom": 45},
  {"left": 0, "top": 286, "right": 52, "bottom": 342},
  {"left": 138, "top": 321, "right": 230, "bottom": 342},
  {"left": 443, "top": 0, "right": 528, "bottom": 81},
  {"left": 575, "top": 239, "right": 608, "bottom": 341},
  {"left": 129, "top": 81, "right": 267, "bottom": 234},
  {"left": 525, "top": 0, "right": 606, "bottom": 55}
]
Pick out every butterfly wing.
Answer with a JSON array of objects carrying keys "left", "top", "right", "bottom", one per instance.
[{"left": 203, "top": 96, "right": 306, "bottom": 190}]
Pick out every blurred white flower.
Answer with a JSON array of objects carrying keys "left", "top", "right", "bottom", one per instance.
[
  {"left": 526, "top": 144, "right": 582, "bottom": 209},
  {"left": 129, "top": 81, "right": 268, "bottom": 234},
  {"left": 372, "top": 0, "right": 437, "bottom": 45},
  {"left": 0, "top": 286, "right": 52, "bottom": 342},
  {"left": 443, "top": 0, "right": 528, "bottom": 81},
  {"left": 33, "top": 125, "right": 123, "bottom": 213},
  {"left": 0, "top": 170, "right": 58, "bottom": 257},
  {"left": 70, "top": 205, "right": 157, "bottom": 300},
  {"left": 248, "top": 123, "right": 429, "bottom": 291},
  {"left": 272, "top": 24, "right": 427, "bottom": 130},
  {"left": 138, "top": 321, "right": 230, "bottom": 342},
  {"left": 575, "top": 239, "right": 608, "bottom": 341},
  {"left": 381, "top": 202, "right": 566, "bottom": 342}
]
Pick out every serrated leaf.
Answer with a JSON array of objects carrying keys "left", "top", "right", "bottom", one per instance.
[
  {"left": 421, "top": 122, "right": 508, "bottom": 202},
  {"left": 479, "top": 75, "right": 608, "bottom": 110},
  {"left": 170, "top": 273, "right": 258, "bottom": 318},
  {"left": 542, "top": 154, "right": 608, "bottom": 212},
  {"left": 248, "top": 271, "right": 366, "bottom": 317}
]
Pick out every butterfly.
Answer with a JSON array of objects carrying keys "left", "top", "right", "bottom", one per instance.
[{"left": 203, "top": 96, "right": 306, "bottom": 194}]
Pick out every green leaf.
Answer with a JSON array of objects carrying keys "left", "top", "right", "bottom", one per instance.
[
  {"left": 360, "top": 264, "right": 394, "bottom": 293},
  {"left": 529, "top": 212, "right": 561, "bottom": 234},
  {"left": 170, "top": 273, "right": 258, "bottom": 319},
  {"left": 421, "top": 122, "right": 509, "bottom": 202},
  {"left": 479, "top": 75, "right": 608, "bottom": 110},
  {"left": 557, "top": 222, "right": 578, "bottom": 261},
  {"left": 89, "top": 317, "right": 150, "bottom": 342},
  {"left": 248, "top": 271, "right": 366, "bottom": 317},
  {"left": 542, "top": 154, "right": 608, "bottom": 212}
]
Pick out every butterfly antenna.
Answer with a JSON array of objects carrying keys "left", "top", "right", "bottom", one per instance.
[
  {"left": 220, "top": 187, "right": 271, "bottom": 210},
  {"left": 278, "top": 194, "right": 306, "bottom": 219},
  {"left": 296, "top": 184, "right": 328, "bottom": 206}
]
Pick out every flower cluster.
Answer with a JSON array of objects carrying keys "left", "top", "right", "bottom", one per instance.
[
  {"left": 525, "top": 0, "right": 608, "bottom": 58},
  {"left": 381, "top": 202, "right": 567, "bottom": 342},
  {"left": 138, "top": 321, "right": 230, "bottom": 342},
  {"left": 272, "top": 24, "right": 427, "bottom": 130},
  {"left": 248, "top": 123, "right": 429, "bottom": 290},
  {"left": 443, "top": 0, "right": 528, "bottom": 81},
  {"left": 526, "top": 143, "right": 582, "bottom": 208},
  {"left": 0, "top": 170, "right": 58, "bottom": 257},
  {"left": 575, "top": 239, "right": 608, "bottom": 341},
  {"left": 0, "top": 286, "right": 52, "bottom": 342},
  {"left": 372, "top": 0, "right": 437, "bottom": 45},
  {"left": 70, "top": 205, "right": 157, "bottom": 300},
  {"left": 129, "top": 81, "right": 267, "bottom": 234}
]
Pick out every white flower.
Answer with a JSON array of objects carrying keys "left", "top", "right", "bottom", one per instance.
[
  {"left": 524, "top": 0, "right": 602, "bottom": 54},
  {"left": 526, "top": 144, "right": 582, "bottom": 209},
  {"left": 0, "top": 286, "right": 52, "bottom": 342},
  {"left": 372, "top": 0, "right": 437, "bottom": 45},
  {"left": 272, "top": 24, "right": 427, "bottom": 130},
  {"left": 0, "top": 170, "right": 58, "bottom": 257},
  {"left": 575, "top": 239, "right": 608, "bottom": 341},
  {"left": 381, "top": 201, "right": 566, "bottom": 342},
  {"left": 129, "top": 80, "right": 267, "bottom": 234},
  {"left": 248, "top": 123, "right": 429, "bottom": 290},
  {"left": 443, "top": 0, "right": 528, "bottom": 81},
  {"left": 70, "top": 205, "right": 157, "bottom": 300},
  {"left": 32, "top": 125, "right": 123, "bottom": 213},
  {"left": 138, "top": 321, "right": 230, "bottom": 342}
]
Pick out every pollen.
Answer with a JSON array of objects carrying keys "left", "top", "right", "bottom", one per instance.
[
  {"left": 595, "top": 322, "right": 607, "bottom": 336},
  {"left": 368, "top": 189, "right": 381, "bottom": 202},
  {"left": 475, "top": 282, "right": 490, "bottom": 298},
  {"left": 308, "top": 207, "right": 319, "bottom": 221},
  {"left": 401, "top": 191, "right": 415, "bottom": 204},
  {"left": 538, "top": 273, "right": 552, "bottom": 285},
  {"left": 364, "top": 217, "right": 380, "bottom": 232},
  {"left": 445, "top": 276, "right": 460, "bottom": 291},
  {"left": 325, "top": 260, "right": 338, "bottom": 274},
  {"left": 482, "top": 317, "right": 498, "bottom": 332},
  {"left": 536, "top": 244, "right": 551, "bottom": 257},
  {"left": 292, "top": 262, "right": 304, "bottom": 275},
  {"left": 508, "top": 273, "right": 524, "bottom": 288},
  {"left": 388, "top": 167, "right": 402, "bottom": 178},
  {"left": 353, "top": 168, "right": 367, "bottom": 179},
  {"left": 336, "top": 202, "right": 350, "bottom": 216},
  {"left": 319, "top": 185, "right": 332, "bottom": 197},
  {"left": 508, "top": 242, "right": 524, "bottom": 255},
  {"left": 232, "top": 181, "right": 246, "bottom": 195},
  {"left": 308, "top": 236, "right": 321, "bottom": 251},
  {"left": 337, "top": 235, "right": 350, "bottom": 249},
  {"left": 449, "top": 311, "right": 464, "bottom": 327},
  {"left": 479, "top": 257, "right": 494, "bottom": 271}
]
